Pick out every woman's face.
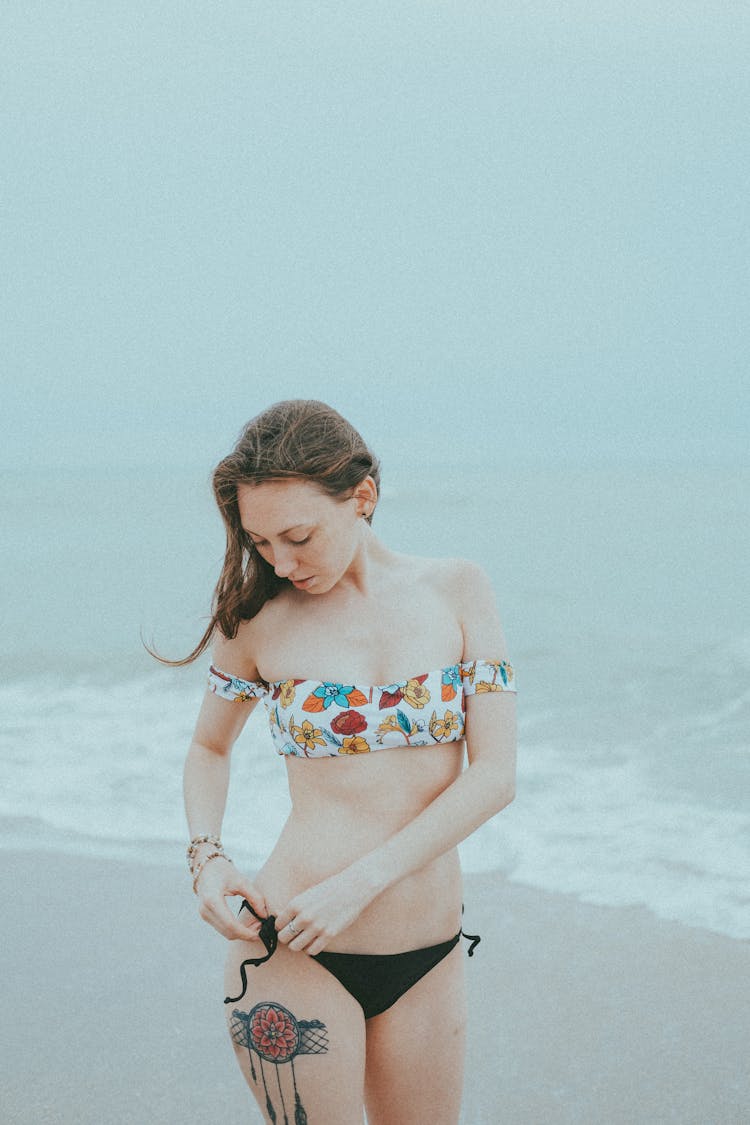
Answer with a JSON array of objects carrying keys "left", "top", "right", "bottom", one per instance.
[{"left": 236, "top": 477, "right": 372, "bottom": 594}]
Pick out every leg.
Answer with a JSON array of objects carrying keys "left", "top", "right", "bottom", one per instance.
[
  {"left": 364, "top": 943, "right": 467, "bottom": 1125},
  {"left": 225, "top": 933, "right": 367, "bottom": 1125}
]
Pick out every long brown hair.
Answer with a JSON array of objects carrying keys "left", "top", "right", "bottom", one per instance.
[{"left": 144, "top": 400, "right": 381, "bottom": 666}]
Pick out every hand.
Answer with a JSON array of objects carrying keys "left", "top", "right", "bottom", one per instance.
[
  {"left": 274, "top": 867, "right": 376, "bottom": 956},
  {"left": 194, "top": 856, "right": 269, "bottom": 942}
]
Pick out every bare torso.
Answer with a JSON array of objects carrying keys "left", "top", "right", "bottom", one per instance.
[{"left": 239, "top": 551, "right": 469, "bottom": 951}]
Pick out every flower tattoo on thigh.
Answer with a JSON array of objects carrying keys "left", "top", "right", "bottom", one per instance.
[{"left": 230, "top": 1001, "right": 328, "bottom": 1124}]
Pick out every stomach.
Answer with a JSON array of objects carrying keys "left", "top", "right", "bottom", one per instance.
[{"left": 250, "top": 742, "right": 466, "bottom": 952}]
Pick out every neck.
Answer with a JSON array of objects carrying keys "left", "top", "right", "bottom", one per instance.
[{"left": 334, "top": 526, "right": 395, "bottom": 599}]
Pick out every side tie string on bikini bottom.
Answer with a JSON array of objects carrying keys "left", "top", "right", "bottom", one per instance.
[
  {"left": 224, "top": 899, "right": 278, "bottom": 1005},
  {"left": 460, "top": 903, "right": 481, "bottom": 956}
]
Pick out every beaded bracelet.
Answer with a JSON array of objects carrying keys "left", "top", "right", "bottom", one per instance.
[
  {"left": 187, "top": 834, "right": 223, "bottom": 871},
  {"left": 191, "top": 850, "right": 232, "bottom": 894}
]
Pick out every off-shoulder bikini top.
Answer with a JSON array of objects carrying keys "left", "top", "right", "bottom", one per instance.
[{"left": 207, "top": 658, "right": 516, "bottom": 758}]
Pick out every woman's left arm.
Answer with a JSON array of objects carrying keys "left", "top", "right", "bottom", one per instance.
[
  {"left": 353, "top": 559, "right": 516, "bottom": 893},
  {"left": 275, "top": 560, "right": 517, "bottom": 952}
]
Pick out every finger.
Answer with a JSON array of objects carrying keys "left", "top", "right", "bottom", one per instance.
[
  {"left": 205, "top": 903, "right": 262, "bottom": 943},
  {"left": 236, "top": 900, "right": 264, "bottom": 929},
  {"left": 214, "top": 896, "right": 263, "bottom": 938},
  {"left": 235, "top": 884, "right": 269, "bottom": 919},
  {"left": 276, "top": 918, "right": 305, "bottom": 946},
  {"left": 287, "top": 927, "right": 320, "bottom": 953},
  {"left": 274, "top": 913, "right": 292, "bottom": 942},
  {"left": 202, "top": 894, "right": 247, "bottom": 940},
  {"left": 236, "top": 915, "right": 263, "bottom": 940},
  {"left": 306, "top": 935, "right": 329, "bottom": 956},
  {"left": 275, "top": 909, "right": 292, "bottom": 934},
  {"left": 230, "top": 898, "right": 266, "bottom": 940},
  {"left": 235, "top": 923, "right": 267, "bottom": 945},
  {"left": 198, "top": 901, "right": 235, "bottom": 941}
]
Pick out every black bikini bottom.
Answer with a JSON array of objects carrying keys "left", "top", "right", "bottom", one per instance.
[{"left": 225, "top": 901, "right": 480, "bottom": 1020}]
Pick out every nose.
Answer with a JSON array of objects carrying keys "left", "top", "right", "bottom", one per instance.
[{"left": 272, "top": 547, "right": 298, "bottom": 578}]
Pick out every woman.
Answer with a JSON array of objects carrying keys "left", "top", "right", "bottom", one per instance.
[{"left": 168, "top": 400, "right": 516, "bottom": 1124}]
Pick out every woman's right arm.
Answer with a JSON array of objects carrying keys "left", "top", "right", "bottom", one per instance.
[{"left": 184, "top": 674, "right": 269, "bottom": 941}]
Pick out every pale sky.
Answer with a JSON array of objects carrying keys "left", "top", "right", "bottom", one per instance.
[{"left": 2, "top": 2, "right": 747, "bottom": 471}]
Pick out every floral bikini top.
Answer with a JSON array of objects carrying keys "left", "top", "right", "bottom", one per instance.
[{"left": 207, "top": 658, "right": 516, "bottom": 757}]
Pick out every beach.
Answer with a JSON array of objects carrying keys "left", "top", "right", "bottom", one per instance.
[
  {"left": 4, "top": 0, "right": 749, "bottom": 1118},
  {"left": 3, "top": 466, "right": 749, "bottom": 1122},
  {"left": 3, "top": 853, "right": 747, "bottom": 1124}
]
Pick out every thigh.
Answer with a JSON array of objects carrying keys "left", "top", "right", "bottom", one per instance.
[
  {"left": 364, "top": 943, "right": 467, "bottom": 1125},
  {"left": 224, "top": 934, "right": 367, "bottom": 1125}
]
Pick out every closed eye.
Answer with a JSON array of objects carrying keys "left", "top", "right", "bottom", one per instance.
[{"left": 248, "top": 533, "right": 312, "bottom": 548}]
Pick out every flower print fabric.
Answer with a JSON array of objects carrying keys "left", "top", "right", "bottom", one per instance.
[{"left": 207, "top": 658, "right": 515, "bottom": 758}]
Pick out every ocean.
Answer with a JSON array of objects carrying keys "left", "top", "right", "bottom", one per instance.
[{"left": 2, "top": 464, "right": 748, "bottom": 940}]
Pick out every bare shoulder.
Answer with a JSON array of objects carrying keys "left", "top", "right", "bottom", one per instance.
[
  {"left": 410, "top": 555, "right": 496, "bottom": 608},
  {"left": 209, "top": 614, "right": 264, "bottom": 681},
  {"left": 420, "top": 556, "right": 509, "bottom": 660}
]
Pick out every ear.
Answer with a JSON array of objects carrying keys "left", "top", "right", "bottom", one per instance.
[{"left": 353, "top": 475, "right": 378, "bottom": 518}]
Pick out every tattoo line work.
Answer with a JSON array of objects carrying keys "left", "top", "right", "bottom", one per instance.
[{"left": 230, "top": 1002, "right": 328, "bottom": 1124}]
